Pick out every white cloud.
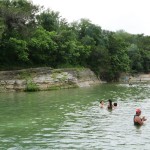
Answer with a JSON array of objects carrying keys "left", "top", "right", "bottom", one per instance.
[{"left": 32, "top": 0, "right": 150, "bottom": 35}]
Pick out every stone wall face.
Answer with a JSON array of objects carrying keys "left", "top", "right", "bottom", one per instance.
[{"left": 0, "top": 68, "right": 100, "bottom": 92}]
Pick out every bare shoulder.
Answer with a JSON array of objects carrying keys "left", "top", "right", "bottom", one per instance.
[{"left": 135, "top": 116, "right": 143, "bottom": 125}]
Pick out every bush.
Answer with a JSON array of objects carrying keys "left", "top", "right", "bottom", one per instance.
[{"left": 25, "top": 82, "right": 39, "bottom": 92}]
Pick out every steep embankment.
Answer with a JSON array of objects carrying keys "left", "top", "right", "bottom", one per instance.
[{"left": 0, "top": 67, "right": 100, "bottom": 92}]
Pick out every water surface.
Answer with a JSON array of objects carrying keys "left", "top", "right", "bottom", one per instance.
[{"left": 0, "top": 83, "right": 150, "bottom": 149}]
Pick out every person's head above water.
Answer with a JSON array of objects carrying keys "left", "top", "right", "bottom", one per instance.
[
  {"left": 100, "top": 100, "right": 104, "bottom": 104},
  {"left": 100, "top": 100, "right": 104, "bottom": 108},
  {"left": 108, "top": 99, "right": 112, "bottom": 104},
  {"left": 108, "top": 99, "right": 112, "bottom": 103},
  {"left": 136, "top": 108, "right": 141, "bottom": 116},
  {"left": 113, "top": 102, "right": 117, "bottom": 107}
]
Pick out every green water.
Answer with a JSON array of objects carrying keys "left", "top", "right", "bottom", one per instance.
[{"left": 0, "top": 83, "right": 150, "bottom": 150}]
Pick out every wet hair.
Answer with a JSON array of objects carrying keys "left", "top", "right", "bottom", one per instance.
[
  {"left": 100, "top": 100, "right": 103, "bottom": 104},
  {"left": 108, "top": 99, "right": 112, "bottom": 109},
  {"left": 114, "top": 103, "right": 117, "bottom": 106}
]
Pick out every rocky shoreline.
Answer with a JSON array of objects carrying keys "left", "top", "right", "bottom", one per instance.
[
  {"left": 0, "top": 67, "right": 100, "bottom": 92},
  {"left": 119, "top": 73, "right": 150, "bottom": 83}
]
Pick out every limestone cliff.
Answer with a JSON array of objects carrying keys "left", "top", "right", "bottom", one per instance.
[{"left": 0, "top": 67, "right": 100, "bottom": 92}]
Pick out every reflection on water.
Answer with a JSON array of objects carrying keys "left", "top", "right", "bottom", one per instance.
[{"left": 0, "top": 83, "right": 150, "bottom": 149}]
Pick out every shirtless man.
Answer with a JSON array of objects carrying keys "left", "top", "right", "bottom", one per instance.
[{"left": 134, "top": 108, "right": 147, "bottom": 125}]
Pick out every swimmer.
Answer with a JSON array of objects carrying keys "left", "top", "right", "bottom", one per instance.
[
  {"left": 134, "top": 108, "right": 147, "bottom": 126},
  {"left": 100, "top": 100, "right": 104, "bottom": 108},
  {"left": 107, "top": 99, "right": 113, "bottom": 109},
  {"left": 113, "top": 102, "right": 117, "bottom": 108}
]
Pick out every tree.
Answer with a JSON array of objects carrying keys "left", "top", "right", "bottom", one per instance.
[
  {"left": 37, "top": 9, "right": 60, "bottom": 32},
  {"left": 136, "top": 35, "right": 150, "bottom": 72},
  {"left": 127, "top": 44, "right": 143, "bottom": 72},
  {"left": 28, "top": 28, "right": 57, "bottom": 65},
  {"left": 0, "top": 38, "right": 28, "bottom": 65},
  {"left": 106, "top": 33, "right": 130, "bottom": 81},
  {"left": 0, "top": 0, "right": 40, "bottom": 39}
]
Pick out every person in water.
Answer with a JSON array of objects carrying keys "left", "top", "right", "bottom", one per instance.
[
  {"left": 100, "top": 100, "right": 104, "bottom": 108},
  {"left": 107, "top": 99, "right": 113, "bottom": 109},
  {"left": 134, "top": 108, "right": 147, "bottom": 125},
  {"left": 113, "top": 102, "right": 117, "bottom": 108}
]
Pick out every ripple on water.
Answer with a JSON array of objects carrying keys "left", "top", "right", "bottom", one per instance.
[{"left": 0, "top": 84, "right": 150, "bottom": 149}]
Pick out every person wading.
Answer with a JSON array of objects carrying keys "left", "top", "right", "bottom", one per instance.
[{"left": 134, "top": 108, "right": 147, "bottom": 126}]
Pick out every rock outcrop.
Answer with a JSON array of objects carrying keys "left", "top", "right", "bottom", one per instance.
[{"left": 0, "top": 67, "right": 100, "bottom": 92}]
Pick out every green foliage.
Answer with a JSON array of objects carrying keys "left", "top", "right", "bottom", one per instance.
[
  {"left": 37, "top": 9, "right": 60, "bottom": 32},
  {"left": 25, "top": 81, "right": 39, "bottom": 92},
  {"left": 0, "top": 1, "right": 150, "bottom": 82},
  {"left": 103, "top": 33, "right": 130, "bottom": 81},
  {"left": 9, "top": 38, "right": 29, "bottom": 62},
  {"left": 28, "top": 28, "right": 57, "bottom": 65},
  {"left": 0, "top": 38, "right": 29, "bottom": 65},
  {"left": 52, "top": 28, "right": 91, "bottom": 66},
  {"left": 128, "top": 44, "right": 143, "bottom": 71},
  {"left": 18, "top": 71, "right": 31, "bottom": 79},
  {"left": 136, "top": 35, "right": 150, "bottom": 72},
  {"left": 0, "top": 0, "right": 40, "bottom": 39}
]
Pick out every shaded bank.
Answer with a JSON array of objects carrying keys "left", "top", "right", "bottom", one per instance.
[{"left": 0, "top": 67, "right": 100, "bottom": 92}]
